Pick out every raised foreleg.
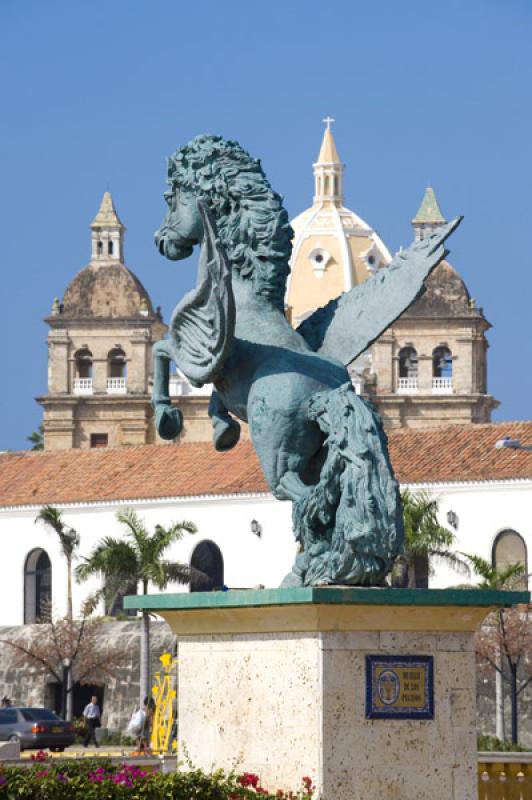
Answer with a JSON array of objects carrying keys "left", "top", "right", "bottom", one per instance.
[
  {"left": 209, "top": 390, "right": 241, "bottom": 451},
  {"left": 152, "top": 340, "right": 183, "bottom": 440}
]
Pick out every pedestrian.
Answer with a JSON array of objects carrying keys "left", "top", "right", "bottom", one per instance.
[
  {"left": 139, "top": 696, "right": 155, "bottom": 753},
  {"left": 0, "top": 697, "right": 12, "bottom": 708},
  {"left": 82, "top": 695, "right": 101, "bottom": 748}
]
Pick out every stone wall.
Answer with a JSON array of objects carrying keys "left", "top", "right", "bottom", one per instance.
[
  {"left": 0, "top": 621, "right": 175, "bottom": 732},
  {"left": 1, "top": 619, "right": 531, "bottom": 745}
]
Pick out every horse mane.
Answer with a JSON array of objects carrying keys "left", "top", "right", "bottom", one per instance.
[{"left": 166, "top": 134, "right": 293, "bottom": 309}]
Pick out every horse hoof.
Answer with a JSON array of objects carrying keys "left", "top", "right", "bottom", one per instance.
[
  {"left": 156, "top": 406, "right": 183, "bottom": 440},
  {"left": 213, "top": 418, "right": 241, "bottom": 451}
]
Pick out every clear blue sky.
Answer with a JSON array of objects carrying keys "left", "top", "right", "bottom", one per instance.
[{"left": 1, "top": 0, "right": 531, "bottom": 451}]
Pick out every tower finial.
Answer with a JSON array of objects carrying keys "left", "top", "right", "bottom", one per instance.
[
  {"left": 90, "top": 191, "right": 125, "bottom": 262},
  {"left": 314, "top": 119, "right": 343, "bottom": 204},
  {"left": 411, "top": 186, "right": 446, "bottom": 241}
]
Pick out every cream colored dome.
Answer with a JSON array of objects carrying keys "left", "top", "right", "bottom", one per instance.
[{"left": 287, "top": 124, "right": 391, "bottom": 325}]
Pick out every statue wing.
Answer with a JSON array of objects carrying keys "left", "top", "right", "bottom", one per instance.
[
  {"left": 296, "top": 217, "right": 462, "bottom": 365},
  {"left": 168, "top": 200, "right": 235, "bottom": 386}
]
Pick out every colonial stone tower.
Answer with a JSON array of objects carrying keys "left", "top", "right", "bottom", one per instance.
[
  {"left": 38, "top": 193, "right": 167, "bottom": 449},
  {"left": 357, "top": 188, "right": 499, "bottom": 427}
]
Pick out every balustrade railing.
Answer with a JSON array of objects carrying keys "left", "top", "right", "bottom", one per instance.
[
  {"left": 397, "top": 376, "right": 418, "bottom": 394},
  {"left": 107, "top": 377, "right": 127, "bottom": 394},
  {"left": 478, "top": 755, "right": 532, "bottom": 799},
  {"left": 432, "top": 376, "right": 453, "bottom": 394},
  {"left": 72, "top": 378, "right": 93, "bottom": 395}
]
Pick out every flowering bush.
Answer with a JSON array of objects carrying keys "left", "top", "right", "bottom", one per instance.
[{"left": 0, "top": 762, "right": 316, "bottom": 799}]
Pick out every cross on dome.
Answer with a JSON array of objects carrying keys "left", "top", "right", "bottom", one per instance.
[{"left": 322, "top": 116, "right": 335, "bottom": 130}]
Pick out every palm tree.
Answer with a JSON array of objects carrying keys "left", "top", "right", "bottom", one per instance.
[
  {"left": 400, "top": 490, "right": 470, "bottom": 588},
  {"left": 35, "top": 505, "right": 80, "bottom": 621},
  {"left": 459, "top": 554, "right": 525, "bottom": 590},
  {"left": 75, "top": 508, "right": 197, "bottom": 705},
  {"left": 34, "top": 505, "right": 80, "bottom": 721},
  {"left": 27, "top": 424, "right": 44, "bottom": 451}
]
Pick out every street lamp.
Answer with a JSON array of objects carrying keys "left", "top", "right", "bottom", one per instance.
[
  {"left": 62, "top": 658, "right": 71, "bottom": 720},
  {"left": 495, "top": 437, "right": 532, "bottom": 452}
]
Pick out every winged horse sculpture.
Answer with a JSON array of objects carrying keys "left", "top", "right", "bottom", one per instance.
[{"left": 153, "top": 134, "right": 461, "bottom": 587}]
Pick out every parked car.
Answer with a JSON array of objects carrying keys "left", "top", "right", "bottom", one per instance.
[{"left": 0, "top": 707, "right": 75, "bottom": 752}]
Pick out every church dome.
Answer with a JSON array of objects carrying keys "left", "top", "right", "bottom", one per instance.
[
  {"left": 62, "top": 262, "right": 155, "bottom": 319},
  {"left": 59, "top": 192, "right": 155, "bottom": 319},
  {"left": 287, "top": 122, "right": 391, "bottom": 325},
  {"left": 404, "top": 259, "right": 473, "bottom": 318}
]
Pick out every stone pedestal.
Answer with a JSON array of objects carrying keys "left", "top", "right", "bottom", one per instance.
[{"left": 125, "top": 587, "right": 528, "bottom": 800}]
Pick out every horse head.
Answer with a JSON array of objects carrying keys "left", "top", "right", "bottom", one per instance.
[
  {"left": 155, "top": 134, "right": 293, "bottom": 309},
  {"left": 155, "top": 184, "right": 203, "bottom": 262}
]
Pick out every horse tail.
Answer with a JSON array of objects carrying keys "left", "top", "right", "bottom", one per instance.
[{"left": 289, "top": 383, "right": 403, "bottom": 587}]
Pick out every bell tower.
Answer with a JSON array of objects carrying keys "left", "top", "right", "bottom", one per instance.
[
  {"left": 369, "top": 186, "right": 499, "bottom": 428},
  {"left": 37, "top": 192, "right": 167, "bottom": 450}
]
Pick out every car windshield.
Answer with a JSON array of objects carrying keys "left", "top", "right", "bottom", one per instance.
[{"left": 20, "top": 708, "right": 59, "bottom": 722}]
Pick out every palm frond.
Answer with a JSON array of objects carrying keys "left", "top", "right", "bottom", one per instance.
[
  {"left": 75, "top": 538, "right": 138, "bottom": 583},
  {"left": 116, "top": 508, "right": 150, "bottom": 553},
  {"left": 35, "top": 505, "right": 80, "bottom": 560},
  {"left": 429, "top": 550, "right": 471, "bottom": 577},
  {"left": 460, "top": 552, "right": 525, "bottom": 589}
]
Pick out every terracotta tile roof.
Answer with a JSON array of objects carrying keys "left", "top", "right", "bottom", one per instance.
[
  {"left": 388, "top": 421, "right": 532, "bottom": 484},
  {"left": 0, "top": 421, "right": 530, "bottom": 509}
]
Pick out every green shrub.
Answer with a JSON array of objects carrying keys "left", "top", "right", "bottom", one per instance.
[
  {"left": 477, "top": 734, "right": 526, "bottom": 752},
  {"left": 0, "top": 761, "right": 316, "bottom": 799}
]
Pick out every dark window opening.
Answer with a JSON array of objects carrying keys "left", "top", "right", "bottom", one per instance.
[
  {"left": 433, "top": 346, "right": 453, "bottom": 378},
  {"left": 75, "top": 349, "right": 93, "bottom": 379},
  {"left": 190, "top": 540, "right": 224, "bottom": 592},
  {"left": 90, "top": 433, "right": 108, "bottom": 448},
  {"left": 398, "top": 347, "right": 418, "bottom": 378},
  {"left": 97, "top": 241, "right": 103, "bottom": 255},
  {"left": 108, "top": 241, "right": 114, "bottom": 255},
  {"left": 411, "top": 554, "right": 429, "bottom": 588},
  {"left": 47, "top": 682, "right": 104, "bottom": 719},
  {"left": 24, "top": 549, "right": 52, "bottom": 624},
  {"left": 108, "top": 348, "right": 126, "bottom": 378}
]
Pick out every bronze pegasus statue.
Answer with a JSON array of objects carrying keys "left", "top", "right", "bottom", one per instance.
[{"left": 152, "top": 134, "right": 461, "bottom": 587}]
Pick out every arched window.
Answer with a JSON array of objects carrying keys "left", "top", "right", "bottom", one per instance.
[
  {"left": 492, "top": 530, "right": 528, "bottom": 590},
  {"left": 411, "top": 554, "right": 429, "bottom": 589},
  {"left": 190, "top": 540, "right": 224, "bottom": 592},
  {"left": 24, "top": 549, "right": 52, "bottom": 623},
  {"left": 108, "top": 241, "right": 113, "bottom": 255},
  {"left": 433, "top": 346, "right": 453, "bottom": 378},
  {"left": 97, "top": 241, "right": 103, "bottom": 255},
  {"left": 75, "top": 348, "right": 93, "bottom": 379},
  {"left": 108, "top": 348, "right": 126, "bottom": 379},
  {"left": 398, "top": 347, "right": 418, "bottom": 378}
]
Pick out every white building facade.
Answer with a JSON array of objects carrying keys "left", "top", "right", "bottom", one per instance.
[{"left": 0, "top": 422, "right": 530, "bottom": 626}]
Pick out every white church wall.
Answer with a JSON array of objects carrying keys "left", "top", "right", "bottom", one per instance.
[
  {"left": 0, "top": 494, "right": 295, "bottom": 626},
  {"left": 405, "top": 480, "right": 532, "bottom": 589},
  {"left": 0, "top": 478, "right": 530, "bottom": 627}
]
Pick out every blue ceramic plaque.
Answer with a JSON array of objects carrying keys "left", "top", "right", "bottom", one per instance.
[{"left": 365, "top": 655, "right": 434, "bottom": 720}]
